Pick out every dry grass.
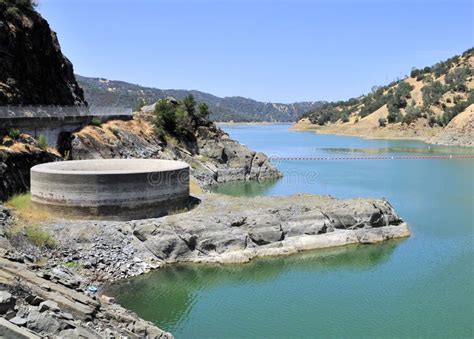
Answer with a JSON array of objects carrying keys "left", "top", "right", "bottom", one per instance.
[
  {"left": 5, "top": 193, "right": 56, "bottom": 248},
  {"left": 5, "top": 193, "right": 52, "bottom": 223},
  {"left": 24, "top": 224, "right": 56, "bottom": 248},
  {"left": 190, "top": 176, "right": 203, "bottom": 195}
]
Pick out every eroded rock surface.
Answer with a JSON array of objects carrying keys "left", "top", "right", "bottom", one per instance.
[
  {"left": 0, "top": 193, "right": 409, "bottom": 338},
  {"left": 70, "top": 117, "right": 282, "bottom": 186},
  {"left": 39, "top": 194, "right": 410, "bottom": 276}
]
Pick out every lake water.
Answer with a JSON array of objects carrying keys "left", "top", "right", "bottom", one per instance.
[{"left": 108, "top": 125, "right": 474, "bottom": 338}]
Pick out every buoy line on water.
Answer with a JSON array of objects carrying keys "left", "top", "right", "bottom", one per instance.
[{"left": 269, "top": 155, "right": 474, "bottom": 161}]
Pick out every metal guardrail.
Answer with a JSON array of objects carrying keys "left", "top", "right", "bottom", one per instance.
[{"left": 0, "top": 106, "right": 132, "bottom": 119}]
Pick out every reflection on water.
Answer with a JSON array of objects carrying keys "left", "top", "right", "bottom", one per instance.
[
  {"left": 108, "top": 125, "right": 474, "bottom": 338},
  {"left": 107, "top": 241, "right": 402, "bottom": 332}
]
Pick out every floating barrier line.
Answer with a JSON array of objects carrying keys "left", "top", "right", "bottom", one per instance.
[{"left": 269, "top": 155, "right": 474, "bottom": 161}]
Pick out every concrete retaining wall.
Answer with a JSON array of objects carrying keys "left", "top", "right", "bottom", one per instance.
[{"left": 30, "top": 159, "right": 190, "bottom": 220}]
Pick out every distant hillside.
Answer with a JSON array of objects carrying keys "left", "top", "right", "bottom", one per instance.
[
  {"left": 295, "top": 48, "right": 473, "bottom": 146},
  {"left": 76, "top": 75, "right": 323, "bottom": 122}
]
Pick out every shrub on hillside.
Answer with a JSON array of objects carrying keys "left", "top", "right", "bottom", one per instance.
[
  {"left": 432, "top": 62, "right": 449, "bottom": 78},
  {"left": 198, "top": 102, "right": 210, "bottom": 120},
  {"left": 395, "top": 82, "right": 414, "bottom": 99},
  {"left": 378, "top": 117, "right": 387, "bottom": 127},
  {"left": 90, "top": 117, "right": 102, "bottom": 127},
  {"left": 445, "top": 67, "right": 470, "bottom": 92},
  {"left": 37, "top": 135, "right": 48, "bottom": 150},
  {"left": 387, "top": 104, "right": 402, "bottom": 123},
  {"left": 441, "top": 99, "right": 472, "bottom": 126},
  {"left": 8, "top": 128, "right": 20, "bottom": 139},
  {"left": 416, "top": 74, "right": 426, "bottom": 82},
  {"left": 153, "top": 95, "right": 211, "bottom": 137},
  {"left": 402, "top": 104, "right": 422, "bottom": 125},
  {"left": 422, "top": 81, "right": 448, "bottom": 107}
]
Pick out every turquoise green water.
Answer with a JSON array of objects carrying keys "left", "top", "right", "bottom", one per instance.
[{"left": 108, "top": 125, "right": 474, "bottom": 338}]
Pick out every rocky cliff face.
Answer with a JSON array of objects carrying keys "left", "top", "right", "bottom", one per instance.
[
  {"left": 0, "top": 1, "right": 87, "bottom": 201},
  {"left": 0, "top": 0, "right": 85, "bottom": 105},
  {"left": 0, "top": 136, "right": 61, "bottom": 201},
  {"left": 69, "top": 116, "right": 281, "bottom": 186}
]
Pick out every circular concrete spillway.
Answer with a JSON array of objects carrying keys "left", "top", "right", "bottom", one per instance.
[{"left": 30, "top": 159, "right": 190, "bottom": 220}]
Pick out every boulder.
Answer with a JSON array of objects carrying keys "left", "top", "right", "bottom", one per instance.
[
  {"left": 9, "top": 316, "right": 27, "bottom": 327},
  {"left": 0, "top": 291, "right": 16, "bottom": 314},
  {"left": 38, "top": 300, "right": 60, "bottom": 313},
  {"left": 26, "top": 310, "right": 62, "bottom": 336},
  {"left": 249, "top": 225, "right": 283, "bottom": 245}
]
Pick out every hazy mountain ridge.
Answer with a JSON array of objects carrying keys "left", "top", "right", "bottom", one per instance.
[{"left": 76, "top": 75, "right": 323, "bottom": 122}]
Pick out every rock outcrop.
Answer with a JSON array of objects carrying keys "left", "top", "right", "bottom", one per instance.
[
  {"left": 0, "top": 137, "right": 61, "bottom": 201},
  {"left": 36, "top": 194, "right": 410, "bottom": 280},
  {"left": 0, "top": 258, "right": 172, "bottom": 338},
  {"left": 69, "top": 116, "right": 282, "bottom": 186},
  {"left": 0, "top": 0, "right": 85, "bottom": 105},
  {"left": 0, "top": 192, "right": 409, "bottom": 337}
]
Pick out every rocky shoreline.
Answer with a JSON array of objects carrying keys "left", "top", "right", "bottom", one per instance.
[
  {"left": 292, "top": 107, "right": 474, "bottom": 148},
  {"left": 0, "top": 193, "right": 410, "bottom": 338}
]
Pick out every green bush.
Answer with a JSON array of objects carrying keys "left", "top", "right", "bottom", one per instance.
[
  {"left": 441, "top": 99, "right": 472, "bottom": 126},
  {"left": 37, "top": 135, "right": 48, "bottom": 150},
  {"left": 198, "top": 102, "right": 210, "bottom": 119},
  {"left": 154, "top": 99, "right": 177, "bottom": 133},
  {"left": 182, "top": 95, "right": 196, "bottom": 117},
  {"left": 175, "top": 106, "right": 190, "bottom": 133},
  {"left": 5, "top": 6, "right": 20, "bottom": 18},
  {"left": 25, "top": 225, "right": 56, "bottom": 248},
  {"left": 396, "top": 82, "right": 414, "bottom": 99},
  {"left": 153, "top": 95, "right": 211, "bottom": 136},
  {"left": 90, "top": 117, "right": 102, "bottom": 127},
  {"left": 110, "top": 127, "right": 121, "bottom": 136},
  {"left": 402, "top": 104, "right": 422, "bottom": 125},
  {"left": 422, "top": 81, "right": 447, "bottom": 107},
  {"left": 378, "top": 117, "right": 387, "bottom": 127},
  {"left": 8, "top": 128, "right": 20, "bottom": 139},
  {"left": 387, "top": 104, "right": 402, "bottom": 123},
  {"left": 445, "top": 67, "right": 470, "bottom": 92},
  {"left": 416, "top": 74, "right": 425, "bottom": 82}
]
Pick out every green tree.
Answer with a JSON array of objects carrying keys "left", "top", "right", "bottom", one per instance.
[
  {"left": 402, "top": 104, "right": 422, "bottom": 125},
  {"left": 154, "top": 99, "right": 177, "bottom": 133},
  {"left": 182, "top": 95, "right": 197, "bottom": 117},
  {"left": 422, "top": 81, "right": 447, "bottom": 107},
  {"left": 445, "top": 67, "right": 470, "bottom": 92},
  {"left": 198, "top": 102, "right": 210, "bottom": 120},
  {"left": 175, "top": 106, "right": 190, "bottom": 133},
  {"left": 387, "top": 103, "right": 402, "bottom": 123},
  {"left": 395, "top": 82, "right": 414, "bottom": 99}
]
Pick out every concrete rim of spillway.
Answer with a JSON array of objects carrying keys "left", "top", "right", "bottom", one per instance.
[
  {"left": 30, "top": 159, "right": 192, "bottom": 221},
  {"left": 31, "top": 159, "right": 189, "bottom": 175}
]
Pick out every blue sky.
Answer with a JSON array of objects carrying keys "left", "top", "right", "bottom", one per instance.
[{"left": 38, "top": 0, "right": 473, "bottom": 103}]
